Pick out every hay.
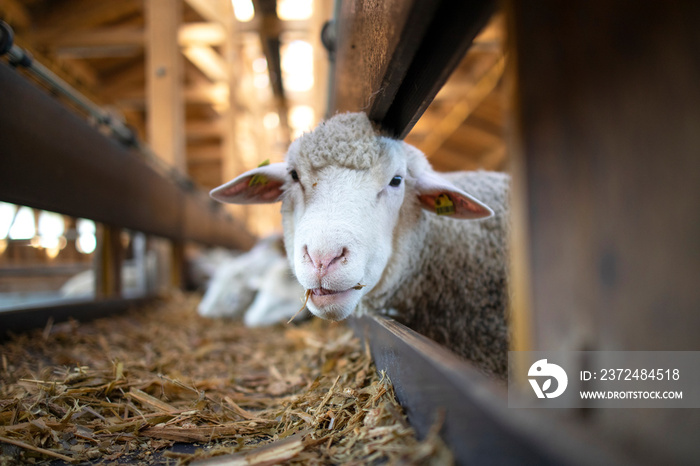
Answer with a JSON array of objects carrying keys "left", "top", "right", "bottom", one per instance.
[{"left": 0, "top": 294, "right": 452, "bottom": 465}]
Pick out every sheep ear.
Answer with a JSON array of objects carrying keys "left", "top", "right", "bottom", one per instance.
[
  {"left": 211, "top": 163, "right": 287, "bottom": 204},
  {"left": 415, "top": 171, "right": 493, "bottom": 219}
]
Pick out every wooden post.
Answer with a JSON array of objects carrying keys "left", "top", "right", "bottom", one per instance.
[
  {"left": 95, "top": 224, "right": 123, "bottom": 298},
  {"left": 221, "top": 11, "right": 250, "bottom": 229},
  {"left": 146, "top": 0, "right": 186, "bottom": 171},
  {"left": 508, "top": 1, "right": 700, "bottom": 463},
  {"left": 170, "top": 239, "right": 185, "bottom": 290},
  {"left": 146, "top": 0, "right": 187, "bottom": 288}
]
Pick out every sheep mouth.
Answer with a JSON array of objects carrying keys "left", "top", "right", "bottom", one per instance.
[{"left": 311, "top": 287, "right": 346, "bottom": 296}]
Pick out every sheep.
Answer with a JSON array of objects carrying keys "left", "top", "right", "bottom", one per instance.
[
  {"left": 197, "top": 234, "right": 308, "bottom": 326},
  {"left": 210, "top": 112, "right": 510, "bottom": 376},
  {"left": 243, "top": 255, "right": 308, "bottom": 327},
  {"left": 197, "top": 235, "right": 285, "bottom": 319}
]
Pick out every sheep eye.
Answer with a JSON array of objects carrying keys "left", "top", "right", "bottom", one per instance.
[
  {"left": 290, "top": 170, "right": 299, "bottom": 182},
  {"left": 389, "top": 176, "right": 402, "bottom": 187}
]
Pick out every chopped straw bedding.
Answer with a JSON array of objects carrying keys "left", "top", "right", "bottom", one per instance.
[{"left": 0, "top": 294, "right": 451, "bottom": 465}]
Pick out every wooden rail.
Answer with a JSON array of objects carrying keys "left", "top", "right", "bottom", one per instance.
[
  {"left": 351, "top": 315, "right": 623, "bottom": 466},
  {"left": 0, "top": 59, "right": 254, "bottom": 335},
  {"left": 0, "top": 62, "right": 254, "bottom": 250}
]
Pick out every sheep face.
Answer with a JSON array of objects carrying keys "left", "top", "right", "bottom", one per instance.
[
  {"left": 279, "top": 146, "right": 409, "bottom": 321},
  {"left": 210, "top": 112, "right": 494, "bottom": 322}
]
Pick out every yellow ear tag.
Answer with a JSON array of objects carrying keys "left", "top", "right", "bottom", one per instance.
[
  {"left": 248, "top": 159, "right": 271, "bottom": 187},
  {"left": 435, "top": 194, "right": 455, "bottom": 216}
]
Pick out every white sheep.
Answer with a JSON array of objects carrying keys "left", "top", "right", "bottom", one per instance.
[
  {"left": 211, "top": 112, "right": 510, "bottom": 376},
  {"left": 243, "top": 255, "right": 308, "bottom": 327},
  {"left": 197, "top": 235, "right": 285, "bottom": 319}
]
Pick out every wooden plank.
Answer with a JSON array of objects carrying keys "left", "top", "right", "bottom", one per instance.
[
  {"left": 95, "top": 225, "right": 123, "bottom": 299},
  {"left": 115, "top": 83, "right": 230, "bottom": 107},
  {"left": 0, "top": 0, "right": 31, "bottom": 30},
  {"left": 0, "top": 297, "right": 153, "bottom": 341},
  {"left": 51, "top": 27, "right": 145, "bottom": 48},
  {"left": 0, "top": 62, "right": 254, "bottom": 250},
  {"left": 179, "top": 22, "right": 227, "bottom": 46},
  {"left": 331, "top": 0, "right": 495, "bottom": 137},
  {"left": 146, "top": 0, "right": 186, "bottom": 171},
  {"left": 187, "top": 144, "right": 223, "bottom": 162},
  {"left": 182, "top": 44, "right": 229, "bottom": 82},
  {"left": 417, "top": 55, "right": 504, "bottom": 156},
  {"left": 186, "top": 119, "right": 224, "bottom": 141},
  {"left": 49, "top": 23, "right": 227, "bottom": 48},
  {"left": 350, "top": 315, "right": 620, "bottom": 466},
  {"left": 184, "top": 0, "right": 228, "bottom": 23},
  {"left": 330, "top": 0, "right": 437, "bottom": 120},
  {"left": 28, "top": 0, "right": 142, "bottom": 44},
  {"left": 509, "top": 1, "right": 700, "bottom": 464},
  {"left": 221, "top": 14, "right": 250, "bottom": 226}
]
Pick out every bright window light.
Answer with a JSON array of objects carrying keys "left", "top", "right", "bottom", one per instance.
[
  {"left": 183, "top": 45, "right": 228, "bottom": 82},
  {"left": 289, "top": 105, "right": 314, "bottom": 135},
  {"left": 9, "top": 206, "right": 35, "bottom": 240},
  {"left": 76, "top": 218, "right": 97, "bottom": 255},
  {"left": 38, "top": 211, "right": 66, "bottom": 250},
  {"left": 38, "top": 211, "right": 65, "bottom": 239},
  {"left": 254, "top": 73, "right": 270, "bottom": 89},
  {"left": 281, "top": 40, "right": 314, "bottom": 92},
  {"left": 0, "top": 202, "right": 16, "bottom": 240},
  {"left": 278, "top": 0, "right": 313, "bottom": 21},
  {"left": 252, "top": 57, "right": 268, "bottom": 74},
  {"left": 77, "top": 234, "right": 97, "bottom": 255},
  {"left": 263, "top": 112, "right": 280, "bottom": 129},
  {"left": 232, "top": 0, "right": 255, "bottom": 22},
  {"left": 77, "top": 218, "right": 96, "bottom": 235}
]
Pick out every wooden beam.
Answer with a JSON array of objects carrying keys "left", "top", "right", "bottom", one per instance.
[
  {"left": 182, "top": 45, "right": 229, "bottom": 82},
  {"left": 179, "top": 22, "right": 227, "bottom": 46},
  {"left": 351, "top": 315, "right": 617, "bottom": 465},
  {"left": 442, "top": 120, "right": 503, "bottom": 152},
  {"left": 95, "top": 225, "right": 123, "bottom": 299},
  {"left": 331, "top": 0, "right": 496, "bottom": 137},
  {"left": 113, "top": 83, "right": 229, "bottom": 108},
  {"left": 417, "top": 55, "right": 505, "bottom": 156},
  {"left": 186, "top": 119, "right": 225, "bottom": 141},
  {"left": 51, "top": 27, "right": 145, "bottom": 48},
  {"left": 101, "top": 61, "right": 146, "bottom": 98},
  {"left": 187, "top": 144, "right": 223, "bottom": 163},
  {"left": 0, "top": 0, "right": 31, "bottom": 30},
  {"left": 146, "top": 0, "right": 186, "bottom": 171},
  {"left": 29, "top": 0, "right": 142, "bottom": 44},
  {"left": 509, "top": 1, "right": 700, "bottom": 463},
  {"left": 221, "top": 12, "right": 251, "bottom": 226},
  {"left": 187, "top": 162, "right": 225, "bottom": 190},
  {"left": 184, "top": 0, "right": 228, "bottom": 23},
  {"left": 49, "top": 23, "right": 226, "bottom": 59},
  {"left": 0, "top": 61, "right": 254, "bottom": 249},
  {"left": 54, "top": 57, "right": 100, "bottom": 89}
]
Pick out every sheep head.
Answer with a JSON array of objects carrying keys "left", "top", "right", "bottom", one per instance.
[{"left": 211, "top": 112, "right": 493, "bottom": 322}]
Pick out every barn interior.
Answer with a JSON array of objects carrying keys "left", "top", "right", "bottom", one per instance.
[{"left": 1, "top": 1, "right": 699, "bottom": 465}]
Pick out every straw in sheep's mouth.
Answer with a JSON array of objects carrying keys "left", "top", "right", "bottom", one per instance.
[
  {"left": 287, "top": 284, "right": 367, "bottom": 325},
  {"left": 313, "top": 284, "right": 366, "bottom": 296},
  {"left": 312, "top": 287, "right": 342, "bottom": 296}
]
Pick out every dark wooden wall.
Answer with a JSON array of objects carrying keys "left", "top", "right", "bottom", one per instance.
[{"left": 509, "top": 1, "right": 700, "bottom": 463}]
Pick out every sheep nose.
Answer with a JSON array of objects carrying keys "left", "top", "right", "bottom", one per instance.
[{"left": 303, "top": 245, "right": 347, "bottom": 277}]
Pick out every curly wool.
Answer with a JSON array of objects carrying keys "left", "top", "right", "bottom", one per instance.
[
  {"left": 295, "top": 113, "right": 381, "bottom": 170},
  {"left": 368, "top": 171, "right": 511, "bottom": 377}
]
